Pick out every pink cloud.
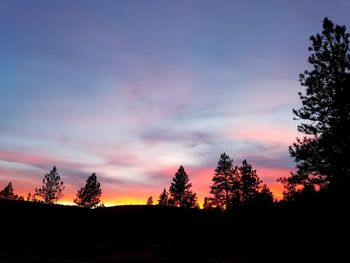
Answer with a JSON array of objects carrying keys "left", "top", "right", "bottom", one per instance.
[
  {"left": 0, "top": 149, "right": 96, "bottom": 177},
  {"left": 0, "top": 150, "right": 55, "bottom": 167},
  {"left": 226, "top": 123, "right": 299, "bottom": 147},
  {"left": 236, "top": 79, "right": 299, "bottom": 113}
]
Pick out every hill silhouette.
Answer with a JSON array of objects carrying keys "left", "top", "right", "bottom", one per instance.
[{"left": 0, "top": 199, "right": 347, "bottom": 263}]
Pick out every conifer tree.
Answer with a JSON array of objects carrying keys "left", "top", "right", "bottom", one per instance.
[
  {"left": 158, "top": 188, "right": 169, "bottom": 206},
  {"left": 280, "top": 18, "right": 350, "bottom": 198},
  {"left": 35, "top": 166, "right": 65, "bottom": 204},
  {"left": 169, "top": 166, "right": 198, "bottom": 208},
  {"left": 203, "top": 197, "right": 213, "bottom": 210},
  {"left": 146, "top": 196, "right": 153, "bottom": 205},
  {"left": 210, "top": 153, "right": 239, "bottom": 209},
  {"left": 74, "top": 173, "right": 102, "bottom": 208},
  {"left": 0, "top": 182, "right": 22, "bottom": 200},
  {"left": 239, "top": 159, "right": 262, "bottom": 204},
  {"left": 256, "top": 184, "right": 274, "bottom": 205}
]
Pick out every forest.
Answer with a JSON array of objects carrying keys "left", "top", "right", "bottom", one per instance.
[{"left": 0, "top": 17, "right": 349, "bottom": 263}]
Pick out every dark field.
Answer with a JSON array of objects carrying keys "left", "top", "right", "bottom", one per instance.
[{"left": 0, "top": 200, "right": 348, "bottom": 263}]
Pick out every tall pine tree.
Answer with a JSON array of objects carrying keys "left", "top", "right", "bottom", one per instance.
[
  {"left": 74, "top": 173, "right": 102, "bottom": 208},
  {"left": 210, "top": 153, "right": 239, "bottom": 210},
  {"left": 35, "top": 166, "right": 65, "bottom": 204},
  {"left": 169, "top": 166, "right": 198, "bottom": 208},
  {"left": 239, "top": 159, "right": 262, "bottom": 205},
  {"left": 280, "top": 18, "right": 350, "bottom": 199}
]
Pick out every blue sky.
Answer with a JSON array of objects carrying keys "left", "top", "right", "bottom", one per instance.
[{"left": 1, "top": 0, "right": 350, "bottom": 204}]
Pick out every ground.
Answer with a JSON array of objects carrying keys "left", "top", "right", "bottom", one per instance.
[{"left": 0, "top": 200, "right": 347, "bottom": 263}]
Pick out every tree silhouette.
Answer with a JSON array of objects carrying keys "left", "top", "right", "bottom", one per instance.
[
  {"left": 35, "top": 166, "right": 65, "bottom": 204},
  {"left": 285, "top": 184, "right": 319, "bottom": 203},
  {"left": 239, "top": 159, "right": 262, "bottom": 204},
  {"left": 158, "top": 188, "right": 169, "bottom": 206},
  {"left": 203, "top": 197, "right": 213, "bottom": 210},
  {"left": 74, "top": 173, "right": 102, "bottom": 208},
  {"left": 0, "top": 182, "right": 23, "bottom": 200},
  {"left": 146, "top": 196, "right": 153, "bottom": 205},
  {"left": 169, "top": 166, "right": 198, "bottom": 208},
  {"left": 26, "top": 192, "right": 40, "bottom": 202},
  {"left": 209, "top": 157, "right": 273, "bottom": 208},
  {"left": 255, "top": 184, "right": 274, "bottom": 206},
  {"left": 279, "top": 17, "right": 350, "bottom": 199},
  {"left": 185, "top": 191, "right": 199, "bottom": 209},
  {"left": 210, "top": 153, "right": 239, "bottom": 210},
  {"left": 235, "top": 160, "right": 274, "bottom": 206}
]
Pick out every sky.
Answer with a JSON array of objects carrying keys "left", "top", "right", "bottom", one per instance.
[{"left": 1, "top": 0, "right": 350, "bottom": 206}]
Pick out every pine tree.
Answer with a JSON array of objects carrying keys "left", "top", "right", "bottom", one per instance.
[
  {"left": 255, "top": 184, "right": 274, "bottom": 206},
  {"left": 280, "top": 18, "right": 350, "bottom": 198},
  {"left": 0, "top": 182, "right": 22, "bottom": 200},
  {"left": 239, "top": 159, "right": 262, "bottom": 204},
  {"left": 35, "top": 166, "right": 65, "bottom": 204},
  {"left": 209, "top": 153, "right": 239, "bottom": 210},
  {"left": 184, "top": 190, "right": 199, "bottom": 209},
  {"left": 26, "top": 192, "right": 38, "bottom": 202},
  {"left": 169, "top": 166, "right": 198, "bottom": 208},
  {"left": 74, "top": 173, "right": 102, "bottom": 208},
  {"left": 158, "top": 188, "right": 169, "bottom": 206},
  {"left": 203, "top": 197, "right": 213, "bottom": 210},
  {"left": 146, "top": 196, "right": 153, "bottom": 205}
]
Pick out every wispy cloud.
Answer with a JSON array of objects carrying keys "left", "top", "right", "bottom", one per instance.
[{"left": 3, "top": 0, "right": 348, "bottom": 205}]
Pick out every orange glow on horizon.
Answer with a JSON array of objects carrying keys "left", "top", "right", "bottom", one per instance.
[
  {"left": 2, "top": 164, "right": 289, "bottom": 207},
  {"left": 59, "top": 198, "right": 147, "bottom": 207}
]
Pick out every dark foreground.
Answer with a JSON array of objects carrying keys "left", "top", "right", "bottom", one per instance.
[{"left": 0, "top": 200, "right": 348, "bottom": 263}]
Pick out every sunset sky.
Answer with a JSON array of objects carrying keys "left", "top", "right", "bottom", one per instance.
[{"left": 1, "top": 0, "right": 349, "bottom": 206}]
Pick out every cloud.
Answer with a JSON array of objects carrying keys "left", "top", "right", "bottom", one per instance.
[
  {"left": 0, "top": 19, "right": 300, "bottom": 206},
  {"left": 244, "top": 154, "right": 294, "bottom": 170},
  {"left": 140, "top": 128, "right": 214, "bottom": 147},
  {"left": 0, "top": 149, "right": 66, "bottom": 171}
]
